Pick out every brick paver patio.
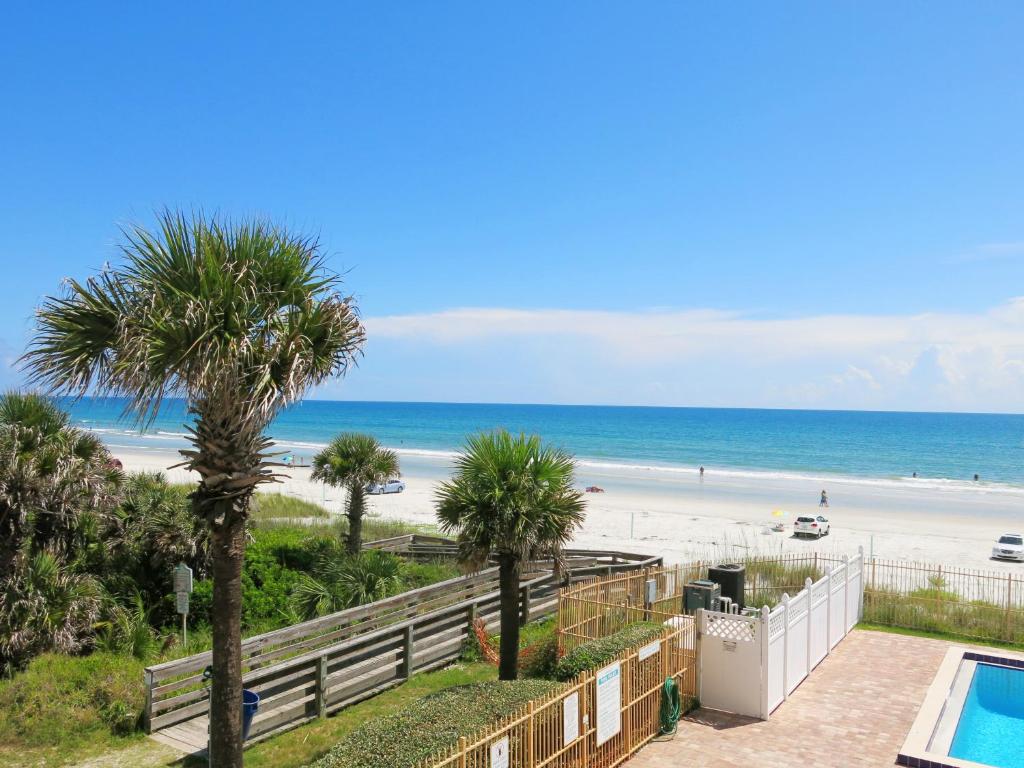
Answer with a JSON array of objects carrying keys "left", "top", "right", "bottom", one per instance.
[{"left": 628, "top": 629, "right": 959, "bottom": 768}]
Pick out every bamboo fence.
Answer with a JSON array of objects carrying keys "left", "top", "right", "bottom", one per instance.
[{"left": 419, "top": 623, "right": 692, "bottom": 768}]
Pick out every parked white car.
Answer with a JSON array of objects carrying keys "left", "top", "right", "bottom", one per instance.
[
  {"left": 991, "top": 533, "right": 1024, "bottom": 562},
  {"left": 794, "top": 515, "right": 830, "bottom": 538},
  {"left": 366, "top": 479, "right": 406, "bottom": 495}
]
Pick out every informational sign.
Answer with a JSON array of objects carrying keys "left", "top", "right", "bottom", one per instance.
[
  {"left": 175, "top": 590, "right": 190, "bottom": 615},
  {"left": 173, "top": 562, "right": 193, "bottom": 595},
  {"left": 595, "top": 662, "right": 622, "bottom": 746},
  {"left": 489, "top": 736, "right": 509, "bottom": 768},
  {"left": 638, "top": 640, "right": 661, "bottom": 662},
  {"left": 562, "top": 691, "right": 579, "bottom": 745}
]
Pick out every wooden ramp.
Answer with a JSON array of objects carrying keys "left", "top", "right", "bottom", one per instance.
[{"left": 149, "top": 714, "right": 208, "bottom": 757}]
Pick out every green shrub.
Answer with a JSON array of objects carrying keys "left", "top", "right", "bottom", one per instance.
[
  {"left": 554, "top": 622, "right": 663, "bottom": 681},
  {"left": 308, "top": 680, "right": 558, "bottom": 768},
  {"left": 401, "top": 559, "right": 460, "bottom": 589},
  {"left": 0, "top": 652, "right": 145, "bottom": 748}
]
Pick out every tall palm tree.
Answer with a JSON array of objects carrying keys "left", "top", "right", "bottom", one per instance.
[
  {"left": 22, "top": 210, "right": 365, "bottom": 767},
  {"left": 311, "top": 433, "right": 399, "bottom": 554},
  {"left": 436, "top": 430, "right": 585, "bottom": 680}
]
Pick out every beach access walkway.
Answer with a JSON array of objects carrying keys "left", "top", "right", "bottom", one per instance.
[{"left": 626, "top": 629, "right": 958, "bottom": 768}]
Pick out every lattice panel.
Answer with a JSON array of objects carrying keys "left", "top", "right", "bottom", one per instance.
[{"left": 705, "top": 614, "right": 756, "bottom": 642}]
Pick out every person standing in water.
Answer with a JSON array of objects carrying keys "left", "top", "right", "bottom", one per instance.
[
  {"left": 819, "top": 489, "right": 829, "bottom": 507},
  {"left": 699, "top": 465, "right": 705, "bottom": 479}
]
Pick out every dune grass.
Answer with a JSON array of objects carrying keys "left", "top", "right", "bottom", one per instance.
[{"left": 0, "top": 652, "right": 148, "bottom": 767}]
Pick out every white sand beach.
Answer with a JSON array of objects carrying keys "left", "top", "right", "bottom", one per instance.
[{"left": 112, "top": 443, "right": 1024, "bottom": 574}]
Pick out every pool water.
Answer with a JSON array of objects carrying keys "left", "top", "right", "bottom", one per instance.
[{"left": 949, "top": 663, "right": 1024, "bottom": 768}]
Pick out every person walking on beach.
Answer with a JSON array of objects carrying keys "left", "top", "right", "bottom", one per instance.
[
  {"left": 819, "top": 489, "right": 829, "bottom": 507},
  {"left": 699, "top": 465, "right": 704, "bottom": 480}
]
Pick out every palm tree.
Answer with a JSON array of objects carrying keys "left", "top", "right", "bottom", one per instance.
[
  {"left": 0, "top": 392, "right": 120, "bottom": 573},
  {"left": 22, "top": 210, "right": 365, "bottom": 767},
  {"left": 311, "top": 433, "right": 399, "bottom": 555},
  {"left": 436, "top": 430, "right": 585, "bottom": 680}
]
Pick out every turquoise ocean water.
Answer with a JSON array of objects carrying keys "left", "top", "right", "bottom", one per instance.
[{"left": 62, "top": 398, "right": 1024, "bottom": 488}]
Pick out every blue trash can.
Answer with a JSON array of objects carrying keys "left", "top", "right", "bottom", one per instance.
[{"left": 241, "top": 689, "right": 260, "bottom": 740}]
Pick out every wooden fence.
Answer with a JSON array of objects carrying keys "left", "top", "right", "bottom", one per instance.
[
  {"left": 144, "top": 539, "right": 662, "bottom": 746},
  {"left": 420, "top": 623, "right": 692, "bottom": 768}
]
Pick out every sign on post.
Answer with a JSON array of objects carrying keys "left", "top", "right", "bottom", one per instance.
[
  {"left": 174, "top": 563, "right": 194, "bottom": 645},
  {"left": 595, "top": 661, "right": 622, "bottom": 746},
  {"left": 174, "top": 562, "right": 193, "bottom": 595}
]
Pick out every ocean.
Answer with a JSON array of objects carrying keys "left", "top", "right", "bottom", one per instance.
[{"left": 62, "top": 398, "right": 1024, "bottom": 489}]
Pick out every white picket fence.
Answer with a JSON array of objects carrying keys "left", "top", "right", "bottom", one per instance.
[{"left": 700, "top": 549, "right": 865, "bottom": 719}]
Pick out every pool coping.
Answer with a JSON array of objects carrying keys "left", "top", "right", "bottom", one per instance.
[{"left": 898, "top": 646, "right": 1024, "bottom": 768}]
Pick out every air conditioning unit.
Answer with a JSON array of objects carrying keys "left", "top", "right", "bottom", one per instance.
[
  {"left": 683, "top": 579, "right": 721, "bottom": 614},
  {"left": 708, "top": 563, "right": 746, "bottom": 609}
]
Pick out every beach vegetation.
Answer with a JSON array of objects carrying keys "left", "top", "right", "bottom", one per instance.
[
  {"left": 291, "top": 548, "right": 404, "bottom": 620},
  {"left": 436, "top": 430, "right": 586, "bottom": 680},
  {"left": 553, "top": 622, "right": 663, "bottom": 681},
  {"left": 307, "top": 678, "right": 559, "bottom": 768},
  {"left": 23, "top": 210, "right": 367, "bottom": 767},
  {"left": 312, "top": 433, "right": 401, "bottom": 555}
]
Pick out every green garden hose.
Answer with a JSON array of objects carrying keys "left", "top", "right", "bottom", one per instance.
[{"left": 659, "top": 676, "right": 681, "bottom": 735}]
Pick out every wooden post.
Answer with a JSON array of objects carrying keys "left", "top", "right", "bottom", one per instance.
[
  {"left": 521, "top": 584, "right": 532, "bottom": 625},
  {"left": 527, "top": 700, "right": 536, "bottom": 768},
  {"left": 315, "top": 655, "right": 328, "bottom": 718},
  {"left": 143, "top": 669, "right": 154, "bottom": 733},
  {"left": 458, "top": 736, "right": 467, "bottom": 768},
  {"left": 402, "top": 625, "right": 415, "bottom": 679}
]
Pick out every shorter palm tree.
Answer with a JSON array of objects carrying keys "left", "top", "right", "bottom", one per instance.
[
  {"left": 312, "top": 434, "right": 399, "bottom": 555},
  {"left": 436, "top": 430, "right": 585, "bottom": 680}
]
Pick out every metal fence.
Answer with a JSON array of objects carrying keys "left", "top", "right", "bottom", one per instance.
[{"left": 863, "top": 558, "right": 1024, "bottom": 644}]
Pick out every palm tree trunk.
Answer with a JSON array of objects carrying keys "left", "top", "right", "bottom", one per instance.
[
  {"left": 209, "top": 508, "right": 246, "bottom": 768},
  {"left": 346, "top": 484, "right": 365, "bottom": 555},
  {"left": 497, "top": 553, "right": 521, "bottom": 681}
]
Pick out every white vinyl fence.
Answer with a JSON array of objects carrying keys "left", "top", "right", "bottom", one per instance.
[{"left": 700, "top": 550, "right": 864, "bottom": 719}]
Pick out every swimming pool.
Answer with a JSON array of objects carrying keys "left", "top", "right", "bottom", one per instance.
[
  {"left": 949, "top": 663, "right": 1024, "bottom": 768},
  {"left": 900, "top": 648, "right": 1024, "bottom": 768}
]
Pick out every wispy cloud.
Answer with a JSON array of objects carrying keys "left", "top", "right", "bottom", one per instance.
[
  {"left": 354, "top": 300, "right": 1024, "bottom": 411},
  {"left": 947, "top": 241, "right": 1024, "bottom": 264}
]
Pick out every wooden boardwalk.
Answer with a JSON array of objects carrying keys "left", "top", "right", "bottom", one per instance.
[{"left": 149, "top": 713, "right": 207, "bottom": 756}]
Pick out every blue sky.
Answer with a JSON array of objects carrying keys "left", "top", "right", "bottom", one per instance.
[{"left": 1, "top": 3, "right": 1023, "bottom": 411}]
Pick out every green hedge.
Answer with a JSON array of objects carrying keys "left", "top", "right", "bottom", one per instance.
[
  {"left": 308, "top": 680, "right": 558, "bottom": 768},
  {"left": 554, "top": 622, "right": 664, "bottom": 681}
]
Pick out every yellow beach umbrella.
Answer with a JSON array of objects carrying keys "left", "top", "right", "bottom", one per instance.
[{"left": 771, "top": 509, "right": 787, "bottom": 517}]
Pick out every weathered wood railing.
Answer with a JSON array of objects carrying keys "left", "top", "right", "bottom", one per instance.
[{"left": 144, "top": 539, "right": 661, "bottom": 743}]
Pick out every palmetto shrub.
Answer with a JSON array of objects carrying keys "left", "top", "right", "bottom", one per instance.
[
  {"left": 0, "top": 550, "right": 102, "bottom": 674},
  {"left": 291, "top": 548, "right": 404, "bottom": 620}
]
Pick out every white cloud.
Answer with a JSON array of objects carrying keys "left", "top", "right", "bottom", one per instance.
[{"left": 357, "top": 300, "right": 1024, "bottom": 412}]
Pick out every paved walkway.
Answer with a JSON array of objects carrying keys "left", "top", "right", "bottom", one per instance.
[{"left": 628, "top": 629, "right": 958, "bottom": 768}]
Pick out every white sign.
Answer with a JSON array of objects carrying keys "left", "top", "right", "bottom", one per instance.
[
  {"left": 175, "top": 591, "right": 190, "bottom": 615},
  {"left": 173, "top": 563, "right": 193, "bottom": 594},
  {"left": 562, "top": 691, "right": 579, "bottom": 745},
  {"left": 638, "top": 640, "right": 661, "bottom": 662},
  {"left": 595, "top": 661, "right": 622, "bottom": 746},
  {"left": 489, "top": 736, "right": 509, "bottom": 768}
]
